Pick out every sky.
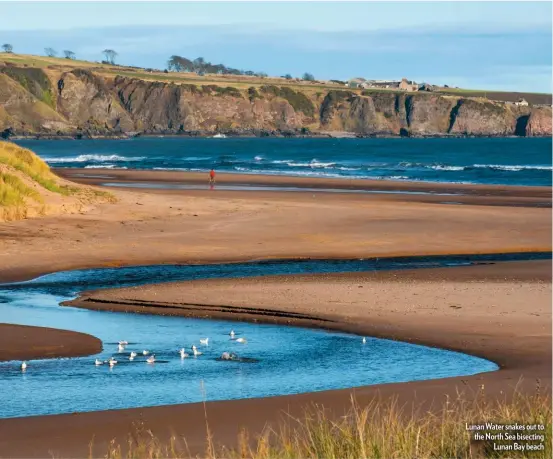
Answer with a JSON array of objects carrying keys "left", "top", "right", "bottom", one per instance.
[{"left": 2, "top": 1, "right": 552, "bottom": 92}]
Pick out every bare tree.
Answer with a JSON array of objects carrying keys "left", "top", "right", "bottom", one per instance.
[
  {"left": 102, "top": 49, "right": 118, "bottom": 65},
  {"left": 44, "top": 47, "right": 57, "bottom": 57},
  {"left": 2, "top": 44, "right": 13, "bottom": 53},
  {"left": 63, "top": 50, "right": 76, "bottom": 59}
]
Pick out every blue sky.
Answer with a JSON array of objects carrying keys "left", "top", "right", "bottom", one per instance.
[{"left": 2, "top": 1, "right": 552, "bottom": 92}]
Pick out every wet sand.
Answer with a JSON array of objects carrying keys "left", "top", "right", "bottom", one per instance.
[
  {"left": 0, "top": 261, "right": 550, "bottom": 458},
  {"left": 59, "top": 168, "right": 552, "bottom": 208},
  {"left": 0, "top": 324, "right": 102, "bottom": 361},
  {"left": 0, "top": 169, "right": 550, "bottom": 457},
  {"left": 0, "top": 169, "right": 550, "bottom": 284}
]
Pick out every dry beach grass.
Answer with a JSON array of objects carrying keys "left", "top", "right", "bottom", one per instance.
[
  {"left": 97, "top": 388, "right": 551, "bottom": 459},
  {"left": 0, "top": 141, "right": 114, "bottom": 221}
]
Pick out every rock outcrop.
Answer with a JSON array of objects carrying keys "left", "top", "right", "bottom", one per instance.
[
  {"left": 525, "top": 108, "right": 553, "bottom": 137},
  {"left": 0, "top": 66, "right": 551, "bottom": 138}
]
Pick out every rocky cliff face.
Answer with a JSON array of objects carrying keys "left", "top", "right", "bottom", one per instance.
[{"left": 0, "top": 66, "right": 551, "bottom": 138}]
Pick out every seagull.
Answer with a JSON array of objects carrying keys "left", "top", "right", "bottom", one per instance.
[
  {"left": 179, "top": 348, "right": 189, "bottom": 359},
  {"left": 199, "top": 338, "right": 209, "bottom": 345},
  {"left": 191, "top": 345, "right": 202, "bottom": 357},
  {"left": 146, "top": 354, "right": 156, "bottom": 364},
  {"left": 130, "top": 351, "right": 137, "bottom": 359},
  {"left": 109, "top": 357, "right": 117, "bottom": 367},
  {"left": 235, "top": 337, "right": 247, "bottom": 344},
  {"left": 118, "top": 340, "right": 128, "bottom": 346},
  {"left": 142, "top": 350, "right": 149, "bottom": 355},
  {"left": 21, "top": 361, "right": 27, "bottom": 371},
  {"left": 362, "top": 337, "right": 367, "bottom": 344},
  {"left": 229, "top": 330, "right": 235, "bottom": 339},
  {"left": 117, "top": 343, "right": 125, "bottom": 352},
  {"left": 95, "top": 359, "right": 103, "bottom": 366}
]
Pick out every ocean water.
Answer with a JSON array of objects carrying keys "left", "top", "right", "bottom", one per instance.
[
  {"left": 14, "top": 137, "right": 552, "bottom": 186},
  {"left": 5, "top": 253, "right": 547, "bottom": 418}
]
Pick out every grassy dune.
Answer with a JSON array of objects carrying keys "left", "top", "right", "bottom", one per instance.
[
  {"left": 0, "top": 141, "right": 113, "bottom": 220},
  {"left": 97, "top": 386, "right": 551, "bottom": 459},
  {"left": 0, "top": 141, "right": 74, "bottom": 194}
]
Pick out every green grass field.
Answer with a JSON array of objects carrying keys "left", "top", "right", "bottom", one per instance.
[
  {"left": 0, "top": 53, "right": 353, "bottom": 94},
  {"left": 3, "top": 53, "right": 551, "bottom": 104}
]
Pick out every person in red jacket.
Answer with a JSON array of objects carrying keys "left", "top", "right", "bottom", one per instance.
[{"left": 209, "top": 169, "right": 216, "bottom": 185}]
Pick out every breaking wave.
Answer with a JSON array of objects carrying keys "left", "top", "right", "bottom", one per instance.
[
  {"left": 83, "top": 165, "right": 128, "bottom": 169},
  {"left": 45, "top": 154, "right": 145, "bottom": 163},
  {"left": 473, "top": 164, "right": 553, "bottom": 171}
]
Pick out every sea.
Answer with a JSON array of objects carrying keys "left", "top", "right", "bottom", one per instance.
[{"left": 14, "top": 137, "right": 552, "bottom": 186}]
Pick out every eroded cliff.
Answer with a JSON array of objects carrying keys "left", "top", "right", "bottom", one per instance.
[{"left": 0, "top": 66, "right": 550, "bottom": 138}]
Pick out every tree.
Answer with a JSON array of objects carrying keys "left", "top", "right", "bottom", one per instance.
[
  {"left": 302, "top": 72, "right": 315, "bottom": 81},
  {"left": 2, "top": 44, "right": 13, "bottom": 53},
  {"left": 63, "top": 50, "right": 75, "bottom": 59},
  {"left": 256, "top": 72, "right": 268, "bottom": 78},
  {"left": 44, "top": 47, "right": 57, "bottom": 57},
  {"left": 283, "top": 74, "right": 293, "bottom": 80},
  {"left": 192, "top": 57, "right": 205, "bottom": 73},
  {"left": 102, "top": 49, "right": 118, "bottom": 65},
  {"left": 167, "top": 55, "right": 193, "bottom": 72}
]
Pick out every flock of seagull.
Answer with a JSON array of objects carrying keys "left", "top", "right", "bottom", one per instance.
[
  {"left": 17, "top": 331, "right": 367, "bottom": 371},
  {"left": 92, "top": 329, "right": 248, "bottom": 368}
]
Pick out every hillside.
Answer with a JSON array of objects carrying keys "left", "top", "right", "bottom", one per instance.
[
  {"left": 0, "top": 54, "right": 551, "bottom": 138},
  {"left": 0, "top": 141, "right": 113, "bottom": 221}
]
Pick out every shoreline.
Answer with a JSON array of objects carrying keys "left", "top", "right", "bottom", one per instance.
[
  {"left": 56, "top": 167, "right": 553, "bottom": 195},
  {"left": 66, "top": 259, "right": 551, "bottom": 364},
  {"left": 8, "top": 132, "right": 553, "bottom": 140},
  {"left": 1, "top": 168, "right": 550, "bottom": 284},
  {"left": 0, "top": 260, "right": 549, "bottom": 457},
  {"left": 0, "top": 324, "right": 102, "bottom": 362}
]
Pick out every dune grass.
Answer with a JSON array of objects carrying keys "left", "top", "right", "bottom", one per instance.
[
  {"left": 95, "top": 384, "right": 550, "bottom": 459},
  {"left": 0, "top": 141, "right": 78, "bottom": 195},
  {"left": 0, "top": 171, "right": 42, "bottom": 205},
  {"left": 0, "top": 141, "right": 115, "bottom": 220}
]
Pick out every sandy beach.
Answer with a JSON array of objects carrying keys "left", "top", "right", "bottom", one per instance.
[
  {"left": 0, "top": 169, "right": 550, "bottom": 457},
  {"left": 0, "top": 169, "right": 550, "bottom": 283},
  {"left": 0, "top": 324, "right": 102, "bottom": 361}
]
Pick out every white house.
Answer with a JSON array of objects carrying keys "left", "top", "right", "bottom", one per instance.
[{"left": 515, "top": 98, "right": 529, "bottom": 106}]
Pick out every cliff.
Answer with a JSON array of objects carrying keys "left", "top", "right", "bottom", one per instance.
[{"left": 0, "top": 66, "right": 551, "bottom": 138}]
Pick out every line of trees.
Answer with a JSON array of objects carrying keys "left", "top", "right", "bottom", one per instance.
[
  {"left": 2, "top": 45, "right": 319, "bottom": 82},
  {"left": 45, "top": 48, "right": 77, "bottom": 59},
  {"left": 167, "top": 55, "right": 315, "bottom": 81},
  {"left": 2, "top": 45, "right": 119, "bottom": 64},
  {"left": 167, "top": 55, "right": 272, "bottom": 77}
]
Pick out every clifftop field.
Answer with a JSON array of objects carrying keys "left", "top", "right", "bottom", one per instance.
[{"left": 0, "top": 53, "right": 551, "bottom": 138}]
